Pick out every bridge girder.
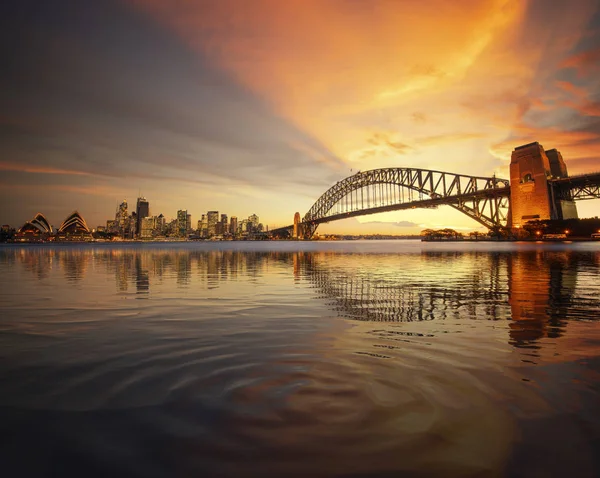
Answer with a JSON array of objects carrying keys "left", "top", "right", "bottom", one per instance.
[
  {"left": 551, "top": 172, "right": 600, "bottom": 201},
  {"left": 302, "top": 168, "right": 510, "bottom": 237}
]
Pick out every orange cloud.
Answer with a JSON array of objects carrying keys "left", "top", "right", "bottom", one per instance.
[
  {"left": 556, "top": 80, "right": 588, "bottom": 100},
  {"left": 130, "top": 0, "right": 526, "bottom": 159},
  {"left": 560, "top": 47, "right": 600, "bottom": 77},
  {"left": 0, "top": 161, "right": 92, "bottom": 176}
]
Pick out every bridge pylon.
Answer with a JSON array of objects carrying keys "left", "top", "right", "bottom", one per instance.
[{"left": 509, "top": 142, "right": 578, "bottom": 229}]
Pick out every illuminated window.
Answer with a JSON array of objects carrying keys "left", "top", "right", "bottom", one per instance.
[{"left": 522, "top": 173, "right": 534, "bottom": 183}]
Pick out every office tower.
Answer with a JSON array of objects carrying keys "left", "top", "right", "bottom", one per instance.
[
  {"left": 155, "top": 214, "right": 166, "bottom": 235},
  {"left": 230, "top": 216, "right": 238, "bottom": 236},
  {"left": 140, "top": 217, "right": 155, "bottom": 239},
  {"left": 186, "top": 213, "right": 192, "bottom": 233},
  {"left": 200, "top": 214, "right": 208, "bottom": 238},
  {"left": 207, "top": 211, "right": 218, "bottom": 237},
  {"left": 116, "top": 199, "right": 128, "bottom": 236},
  {"left": 248, "top": 214, "right": 259, "bottom": 233},
  {"left": 106, "top": 219, "right": 118, "bottom": 233},
  {"left": 177, "top": 210, "right": 188, "bottom": 237},
  {"left": 135, "top": 197, "right": 149, "bottom": 238}
]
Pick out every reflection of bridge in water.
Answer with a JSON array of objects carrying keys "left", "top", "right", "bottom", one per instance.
[
  {"left": 298, "top": 250, "right": 599, "bottom": 349},
  {"left": 4, "top": 247, "right": 599, "bottom": 350},
  {"left": 273, "top": 142, "right": 600, "bottom": 238}
]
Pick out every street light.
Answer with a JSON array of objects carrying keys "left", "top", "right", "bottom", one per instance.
[
  {"left": 536, "top": 230, "right": 541, "bottom": 236},
  {"left": 564, "top": 229, "right": 570, "bottom": 236}
]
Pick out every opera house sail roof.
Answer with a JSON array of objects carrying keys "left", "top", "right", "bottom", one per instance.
[
  {"left": 18, "top": 213, "right": 52, "bottom": 234},
  {"left": 58, "top": 211, "right": 91, "bottom": 235}
]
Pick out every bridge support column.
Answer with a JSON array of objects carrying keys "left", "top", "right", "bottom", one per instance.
[
  {"left": 293, "top": 212, "right": 302, "bottom": 239},
  {"left": 510, "top": 142, "right": 577, "bottom": 230}
]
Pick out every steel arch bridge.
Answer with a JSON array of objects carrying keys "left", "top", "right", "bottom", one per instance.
[{"left": 292, "top": 168, "right": 511, "bottom": 238}]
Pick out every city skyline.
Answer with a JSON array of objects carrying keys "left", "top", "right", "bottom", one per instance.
[{"left": 2, "top": 0, "right": 600, "bottom": 234}]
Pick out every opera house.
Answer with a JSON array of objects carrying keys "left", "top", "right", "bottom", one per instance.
[{"left": 16, "top": 211, "right": 92, "bottom": 242}]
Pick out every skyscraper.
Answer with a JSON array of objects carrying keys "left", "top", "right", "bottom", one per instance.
[
  {"left": 200, "top": 214, "right": 208, "bottom": 238},
  {"left": 177, "top": 210, "right": 188, "bottom": 237},
  {"left": 220, "top": 214, "right": 228, "bottom": 236},
  {"left": 207, "top": 211, "right": 218, "bottom": 237},
  {"left": 248, "top": 214, "right": 259, "bottom": 233},
  {"left": 135, "top": 197, "right": 149, "bottom": 238},
  {"left": 230, "top": 216, "right": 238, "bottom": 236},
  {"left": 116, "top": 200, "right": 128, "bottom": 237}
]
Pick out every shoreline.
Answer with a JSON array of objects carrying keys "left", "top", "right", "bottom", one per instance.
[{"left": 2, "top": 237, "right": 600, "bottom": 245}]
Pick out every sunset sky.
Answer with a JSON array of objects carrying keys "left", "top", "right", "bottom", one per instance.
[{"left": 1, "top": 0, "right": 600, "bottom": 233}]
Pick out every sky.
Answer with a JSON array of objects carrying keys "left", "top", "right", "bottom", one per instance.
[{"left": 1, "top": 0, "right": 600, "bottom": 234}]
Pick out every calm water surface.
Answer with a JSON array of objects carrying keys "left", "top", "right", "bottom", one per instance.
[{"left": 1, "top": 241, "right": 599, "bottom": 477}]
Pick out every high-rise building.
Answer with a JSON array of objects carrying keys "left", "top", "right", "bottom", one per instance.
[
  {"left": 248, "top": 214, "right": 259, "bottom": 233},
  {"left": 106, "top": 219, "right": 118, "bottom": 234},
  {"left": 230, "top": 216, "right": 238, "bottom": 236},
  {"left": 207, "top": 211, "right": 219, "bottom": 237},
  {"left": 116, "top": 200, "right": 128, "bottom": 237},
  {"left": 177, "top": 210, "right": 188, "bottom": 237},
  {"left": 199, "top": 214, "right": 208, "bottom": 238},
  {"left": 140, "top": 217, "right": 155, "bottom": 239},
  {"left": 186, "top": 213, "right": 192, "bottom": 233},
  {"left": 164, "top": 219, "right": 177, "bottom": 236},
  {"left": 135, "top": 197, "right": 149, "bottom": 238},
  {"left": 155, "top": 214, "right": 166, "bottom": 235}
]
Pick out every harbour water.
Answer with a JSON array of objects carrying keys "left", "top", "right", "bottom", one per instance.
[{"left": 1, "top": 241, "right": 599, "bottom": 477}]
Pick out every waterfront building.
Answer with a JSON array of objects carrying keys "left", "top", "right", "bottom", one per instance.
[
  {"left": 186, "top": 213, "right": 192, "bottom": 233},
  {"left": 230, "top": 216, "right": 238, "bottom": 236},
  {"left": 18, "top": 213, "right": 52, "bottom": 235},
  {"left": 57, "top": 211, "right": 92, "bottom": 240},
  {"left": 15, "top": 213, "right": 53, "bottom": 241},
  {"left": 207, "top": 211, "right": 218, "bottom": 237},
  {"left": 135, "top": 197, "right": 149, "bottom": 238}
]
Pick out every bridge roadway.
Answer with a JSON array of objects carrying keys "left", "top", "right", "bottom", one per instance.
[
  {"left": 551, "top": 171, "right": 600, "bottom": 200},
  {"left": 271, "top": 168, "right": 600, "bottom": 237},
  {"left": 302, "top": 187, "right": 510, "bottom": 227}
]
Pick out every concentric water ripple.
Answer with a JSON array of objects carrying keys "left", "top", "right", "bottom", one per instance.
[{"left": 0, "top": 242, "right": 599, "bottom": 477}]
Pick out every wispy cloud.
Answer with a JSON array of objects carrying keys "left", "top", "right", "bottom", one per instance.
[{"left": 2, "top": 0, "right": 600, "bottom": 230}]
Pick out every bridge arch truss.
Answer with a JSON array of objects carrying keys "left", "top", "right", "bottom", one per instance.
[{"left": 302, "top": 168, "right": 510, "bottom": 237}]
